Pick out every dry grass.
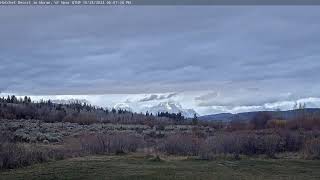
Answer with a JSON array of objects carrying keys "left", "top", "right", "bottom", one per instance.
[{"left": 1, "top": 154, "right": 319, "bottom": 180}]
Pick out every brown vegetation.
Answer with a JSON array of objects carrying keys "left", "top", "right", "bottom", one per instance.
[
  {"left": 304, "top": 137, "right": 320, "bottom": 159},
  {"left": 0, "top": 142, "right": 73, "bottom": 169},
  {"left": 1, "top": 95, "right": 320, "bottom": 170},
  {"left": 79, "top": 133, "right": 145, "bottom": 155}
]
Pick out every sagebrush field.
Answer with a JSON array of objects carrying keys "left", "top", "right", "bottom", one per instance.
[{"left": 0, "top": 96, "right": 319, "bottom": 179}]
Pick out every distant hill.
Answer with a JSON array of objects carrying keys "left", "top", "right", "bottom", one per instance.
[{"left": 199, "top": 108, "right": 320, "bottom": 122}]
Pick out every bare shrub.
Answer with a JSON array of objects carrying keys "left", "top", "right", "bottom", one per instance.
[
  {"left": 80, "top": 133, "right": 144, "bottom": 155},
  {"left": 0, "top": 143, "right": 70, "bottom": 170},
  {"left": 0, "top": 131, "right": 13, "bottom": 143},
  {"left": 206, "top": 134, "right": 241, "bottom": 154},
  {"left": 199, "top": 133, "right": 257, "bottom": 160},
  {"left": 227, "top": 120, "right": 248, "bottom": 131},
  {"left": 201, "top": 133, "right": 283, "bottom": 158},
  {"left": 262, "top": 134, "right": 282, "bottom": 158},
  {"left": 280, "top": 131, "right": 304, "bottom": 152},
  {"left": 287, "top": 116, "right": 320, "bottom": 130},
  {"left": 250, "top": 112, "right": 272, "bottom": 129},
  {"left": 240, "top": 133, "right": 282, "bottom": 157},
  {"left": 191, "top": 126, "right": 207, "bottom": 138},
  {"left": 198, "top": 120, "right": 224, "bottom": 130},
  {"left": 62, "top": 111, "right": 99, "bottom": 125},
  {"left": 159, "top": 134, "right": 204, "bottom": 156},
  {"left": 303, "top": 138, "right": 320, "bottom": 159}
]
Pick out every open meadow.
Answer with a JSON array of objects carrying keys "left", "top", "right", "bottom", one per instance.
[{"left": 1, "top": 154, "right": 320, "bottom": 180}]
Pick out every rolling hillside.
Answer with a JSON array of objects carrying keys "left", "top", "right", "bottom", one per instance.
[{"left": 199, "top": 108, "right": 320, "bottom": 122}]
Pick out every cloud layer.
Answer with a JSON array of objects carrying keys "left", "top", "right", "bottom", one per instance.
[
  {"left": 139, "top": 93, "right": 178, "bottom": 102},
  {"left": 1, "top": 7, "right": 320, "bottom": 114}
]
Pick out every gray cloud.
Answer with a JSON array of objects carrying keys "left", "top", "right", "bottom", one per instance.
[
  {"left": 195, "top": 91, "right": 219, "bottom": 101},
  {"left": 1, "top": 7, "right": 320, "bottom": 113},
  {"left": 197, "top": 97, "right": 320, "bottom": 115},
  {"left": 139, "top": 95, "right": 158, "bottom": 102},
  {"left": 195, "top": 88, "right": 305, "bottom": 107},
  {"left": 139, "top": 93, "right": 178, "bottom": 102}
]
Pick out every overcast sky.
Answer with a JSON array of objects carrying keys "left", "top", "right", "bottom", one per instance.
[{"left": 1, "top": 6, "right": 320, "bottom": 115}]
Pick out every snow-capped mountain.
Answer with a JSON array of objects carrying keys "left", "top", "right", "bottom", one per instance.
[
  {"left": 113, "top": 103, "right": 133, "bottom": 112},
  {"left": 146, "top": 101, "right": 198, "bottom": 118},
  {"left": 51, "top": 99, "right": 90, "bottom": 105}
]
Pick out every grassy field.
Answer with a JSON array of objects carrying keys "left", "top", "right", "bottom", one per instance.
[{"left": 0, "top": 155, "right": 319, "bottom": 180}]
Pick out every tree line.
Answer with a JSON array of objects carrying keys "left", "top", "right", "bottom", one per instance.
[{"left": 0, "top": 95, "right": 189, "bottom": 125}]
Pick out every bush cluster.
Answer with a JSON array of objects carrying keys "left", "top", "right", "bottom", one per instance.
[
  {"left": 157, "top": 131, "right": 318, "bottom": 159},
  {"left": 0, "top": 143, "right": 71, "bottom": 169},
  {"left": 79, "top": 133, "right": 145, "bottom": 155}
]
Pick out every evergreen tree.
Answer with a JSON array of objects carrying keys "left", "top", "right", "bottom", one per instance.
[{"left": 192, "top": 113, "right": 198, "bottom": 125}]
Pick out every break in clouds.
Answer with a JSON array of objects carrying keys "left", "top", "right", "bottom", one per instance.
[{"left": 1, "top": 6, "right": 320, "bottom": 115}]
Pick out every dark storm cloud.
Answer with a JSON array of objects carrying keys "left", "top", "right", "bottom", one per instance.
[
  {"left": 139, "top": 93, "right": 178, "bottom": 102},
  {"left": 1, "top": 6, "right": 320, "bottom": 109}
]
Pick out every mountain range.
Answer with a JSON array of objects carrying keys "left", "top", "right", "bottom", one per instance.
[
  {"left": 199, "top": 108, "right": 320, "bottom": 122},
  {"left": 51, "top": 99, "right": 90, "bottom": 105},
  {"left": 113, "top": 103, "right": 133, "bottom": 112},
  {"left": 50, "top": 99, "right": 320, "bottom": 121},
  {"left": 113, "top": 101, "right": 197, "bottom": 118},
  {"left": 145, "top": 101, "right": 198, "bottom": 118}
]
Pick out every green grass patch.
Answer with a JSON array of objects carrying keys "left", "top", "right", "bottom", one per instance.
[{"left": 0, "top": 155, "right": 319, "bottom": 180}]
